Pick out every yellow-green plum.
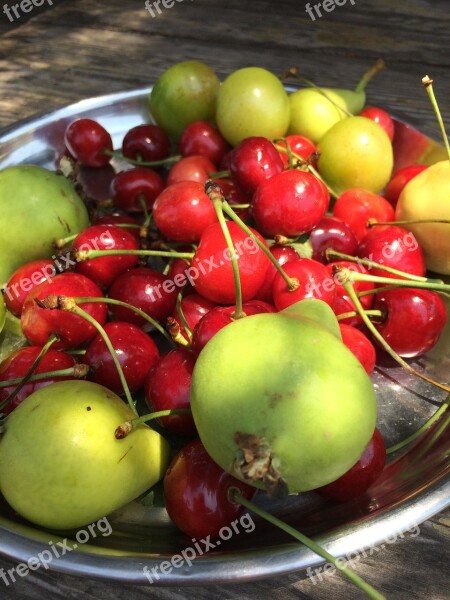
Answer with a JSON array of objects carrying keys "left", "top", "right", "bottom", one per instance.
[
  {"left": 216, "top": 67, "right": 290, "bottom": 146},
  {"left": 396, "top": 160, "right": 450, "bottom": 275},
  {"left": 0, "top": 295, "right": 5, "bottom": 334},
  {"left": 317, "top": 116, "right": 394, "bottom": 194},
  {"left": 190, "top": 300, "right": 378, "bottom": 494},
  {"left": 0, "top": 380, "right": 170, "bottom": 530},
  {"left": 0, "top": 166, "right": 89, "bottom": 286}
]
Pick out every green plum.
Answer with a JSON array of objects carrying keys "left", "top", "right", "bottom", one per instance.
[
  {"left": 0, "top": 295, "right": 5, "bottom": 334},
  {"left": 317, "top": 116, "right": 393, "bottom": 194},
  {"left": 0, "top": 166, "right": 89, "bottom": 286},
  {"left": 0, "top": 380, "right": 170, "bottom": 530},
  {"left": 396, "top": 160, "right": 450, "bottom": 275},
  {"left": 149, "top": 60, "right": 220, "bottom": 140},
  {"left": 215, "top": 67, "right": 290, "bottom": 146},
  {"left": 190, "top": 299, "right": 378, "bottom": 494}
]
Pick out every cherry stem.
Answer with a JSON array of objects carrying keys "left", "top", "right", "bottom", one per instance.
[
  {"left": 102, "top": 149, "right": 181, "bottom": 167},
  {"left": 422, "top": 75, "right": 450, "bottom": 162},
  {"left": 337, "top": 269, "right": 450, "bottom": 394},
  {"left": 368, "top": 219, "right": 450, "bottom": 227},
  {"left": 208, "top": 169, "right": 229, "bottom": 179},
  {"left": 175, "top": 291, "right": 192, "bottom": 341},
  {"left": 228, "top": 488, "right": 385, "bottom": 600},
  {"left": 76, "top": 248, "right": 194, "bottom": 261},
  {"left": 219, "top": 194, "right": 299, "bottom": 292},
  {"left": 0, "top": 365, "right": 89, "bottom": 390},
  {"left": 115, "top": 408, "right": 192, "bottom": 439},
  {"left": 0, "top": 335, "right": 59, "bottom": 411},
  {"left": 325, "top": 248, "right": 439, "bottom": 284},
  {"left": 344, "top": 270, "right": 450, "bottom": 293},
  {"left": 55, "top": 232, "right": 78, "bottom": 249},
  {"left": 205, "top": 180, "right": 245, "bottom": 319},
  {"left": 166, "top": 317, "right": 190, "bottom": 347},
  {"left": 386, "top": 394, "right": 450, "bottom": 455},
  {"left": 336, "top": 309, "right": 384, "bottom": 322},
  {"left": 73, "top": 296, "right": 174, "bottom": 346},
  {"left": 354, "top": 58, "right": 386, "bottom": 94}
]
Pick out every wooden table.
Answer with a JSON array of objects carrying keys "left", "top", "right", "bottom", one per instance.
[{"left": 0, "top": 0, "right": 449, "bottom": 598}]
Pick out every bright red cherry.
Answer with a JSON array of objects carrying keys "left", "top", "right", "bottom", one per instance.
[
  {"left": 371, "top": 288, "right": 447, "bottom": 358},
  {"left": 213, "top": 178, "right": 251, "bottom": 222},
  {"left": 0, "top": 346, "right": 77, "bottom": 414},
  {"left": 191, "top": 222, "right": 271, "bottom": 305},
  {"left": 84, "top": 321, "right": 159, "bottom": 395},
  {"left": 383, "top": 164, "right": 428, "bottom": 207},
  {"left": 310, "top": 216, "right": 358, "bottom": 263},
  {"left": 21, "top": 273, "right": 107, "bottom": 350},
  {"left": 110, "top": 167, "right": 164, "bottom": 213},
  {"left": 3, "top": 259, "right": 57, "bottom": 317},
  {"left": 315, "top": 428, "right": 386, "bottom": 502},
  {"left": 64, "top": 118, "right": 113, "bottom": 168},
  {"left": 144, "top": 347, "right": 197, "bottom": 436},
  {"left": 360, "top": 106, "right": 395, "bottom": 142},
  {"left": 339, "top": 323, "right": 376, "bottom": 375},
  {"left": 277, "top": 134, "right": 316, "bottom": 167},
  {"left": 166, "top": 155, "right": 217, "bottom": 185},
  {"left": 152, "top": 180, "right": 217, "bottom": 242},
  {"left": 179, "top": 121, "right": 231, "bottom": 166},
  {"left": 229, "top": 136, "right": 284, "bottom": 196},
  {"left": 121, "top": 124, "right": 171, "bottom": 163},
  {"left": 327, "top": 261, "right": 374, "bottom": 328},
  {"left": 256, "top": 244, "right": 300, "bottom": 303},
  {"left": 163, "top": 439, "right": 256, "bottom": 539},
  {"left": 251, "top": 169, "right": 329, "bottom": 237}
]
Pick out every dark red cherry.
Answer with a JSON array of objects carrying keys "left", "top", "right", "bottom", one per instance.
[
  {"left": 84, "top": 321, "right": 159, "bottom": 394},
  {"left": 170, "top": 293, "right": 217, "bottom": 342},
  {"left": 339, "top": 323, "right": 376, "bottom": 375},
  {"left": 0, "top": 346, "right": 76, "bottom": 414},
  {"left": 310, "top": 216, "right": 358, "bottom": 263},
  {"left": 110, "top": 167, "right": 164, "bottom": 213},
  {"left": 3, "top": 259, "right": 57, "bottom": 317},
  {"left": 315, "top": 428, "right": 386, "bottom": 502},
  {"left": 122, "top": 124, "right": 171, "bottom": 163},
  {"left": 144, "top": 347, "right": 197, "bottom": 436},
  {"left": 179, "top": 121, "right": 231, "bottom": 166},
  {"left": 93, "top": 212, "right": 142, "bottom": 241},
  {"left": 229, "top": 136, "right": 284, "bottom": 196},
  {"left": 64, "top": 118, "right": 113, "bottom": 168},
  {"left": 327, "top": 261, "right": 374, "bottom": 328},
  {"left": 383, "top": 164, "right": 428, "bottom": 207},
  {"left": 163, "top": 439, "right": 256, "bottom": 539},
  {"left": 167, "top": 155, "right": 217, "bottom": 186},
  {"left": 256, "top": 244, "right": 300, "bottom": 303},
  {"left": 360, "top": 106, "right": 395, "bottom": 142},
  {"left": 213, "top": 178, "right": 251, "bottom": 222}
]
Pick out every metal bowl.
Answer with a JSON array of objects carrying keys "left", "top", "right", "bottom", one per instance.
[{"left": 0, "top": 88, "right": 449, "bottom": 584}]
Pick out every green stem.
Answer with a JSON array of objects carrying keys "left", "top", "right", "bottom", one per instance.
[
  {"left": 76, "top": 249, "right": 194, "bottom": 261},
  {"left": 208, "top": 169, "right": 229, "bottom": 179},
  {"left": 422, "top": 75, "right": 450, "bottom": 162},
  {"left": 0, "top": 366, "right": 87, "bottom": 389},
  {"left": 229, "top": 489, "right": 386, "bottom": 600},
  {"left": 347, "top": 271, "right": 449, "bottom": 293},
  {"left": 103, "top": 149, "right": 181, "bottom": 167},
  {"left": 336, "top": 309, "right": 384, "bottom": 322},
  {"left": 115, "top": 408, "right": 191, "bottom": 438},
  {"left": 354, "top": 58, "right": 386, "bottom": 94},
  {"left": 369, "top": 219, "right": 450, "bottom": 227},
  {"left": 175, "top": 291, "right": 192, "bottom": 341}
]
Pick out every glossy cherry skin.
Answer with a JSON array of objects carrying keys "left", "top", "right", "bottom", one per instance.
[
  {"left": 327, "top": 261, "right": 374, "bottom": 328},
  {"left": 360, "top": 106, "right": 395, "bottom": 142},
  {"left": 121, "top": 123, "right": 171, "bottom": 163},
  {"left": 179, "top": 121, "right": 231, "bottom": 166},
  {"left": 256, "top": 244, "right": 300, "bottom": 303},
  {"left": 372, "top": 288, "right": 447, "bottom": 358},
  {"left": 310, "top": 216, "right": 358, "bottom": 264},
  {"left": 170, "top": 293, "right": 217, "bottom": 342},
  {"left": 277, "top": 134, "right": 316, "bottom": 168},
  {"left": 108, "top": 267, "right": 178, "bottom": 326},
  {"left": 229, "top": 136, "right": 284, "bottom": 196},
  {"left": 3, "top": 259, "right": 57, "bottom": 316},
  {"left": 339, "top": 324, "right": 376, "bottom": 375},
  {"left": 93, "top": 212, "right": 142, "bottom": 241},
  {"left": 64, "top": 118, "right": 113, "bottom": 168},
  {"left": 152, "top": 180, "right": 217, "bottom": 242},
  {"left": 21, "top": 273, "right": 107, "bottom": 350},
  {"left": 144, "top": 347, "right": 197, "bottom": 436},
  {"left": 333, "top": 188, "right": 395, "bottom": 243},
  {"left": 191, "top": 221, "right": 271, "bottom": 305},
  {"left": 110, "top": 167, "right": 164, "bottom": 213},
  {"left": 191, "top": 300, "right": 276, "bottom": 355},
  {"left": 272, "top": 258, "right": 336, "bottom": 310},
  {"left": 357, "top": 225, "right": 426, "bottom": 279},
  {"left": 0, "top": 346, "right": 76, "bottom": 414},
  {"left": 251, "top": 169, "right": 329, "bottom": 237},
  {"left": 213, "top": 178, "right": 251, "bottom": 222},
  {"left": 84, "top": 321, "right": 159, "bottom": 395},
  {"left": 315, "top": 428, "right": 386, "bottom": 502},
  {"left": 74, "top": 224, "right": 139, "bottom": 289},
  {"left": 163, "top": 439, "right": 256, "bottom": 539},
  {"left": 166, "top": 155, "right": 217, "bottom": 186},
  {"left": 383, "top": 164, "right": 428, "bottom": 207}
]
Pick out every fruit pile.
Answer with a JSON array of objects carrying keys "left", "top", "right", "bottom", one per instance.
[{"left": 0, "top": 60, "right": 449, "bottom": 599}]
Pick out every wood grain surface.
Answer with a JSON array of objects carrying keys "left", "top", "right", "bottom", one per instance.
[{"left": 0, "top": 0, "right": 449, "bottom": 598}]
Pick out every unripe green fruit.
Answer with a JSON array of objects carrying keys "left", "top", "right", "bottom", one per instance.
[
  {"left": 0, "top": 295, "right": 5, "bottom": 334},
  {"left": 0, "top": 380, "right": 170, "bottom": 529},
  {"left": 190, "top": 300, "right": 378, "bottom": 494}
]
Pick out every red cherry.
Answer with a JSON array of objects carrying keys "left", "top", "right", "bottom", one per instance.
[
  {"left": 272, "top": 258, "right": 336, "bottom": 310},
  {"left": 93, "top": 212, "right": 142, "bottom": 241},
  {"left": 179, "top": 121, "right": 231, "bottom": 166},
  {"left": 316, "top": 428, "right": 386, "bottom": 502},
  {"left": 256, "top": 244, "right": 300, "bottom": 303},
  {"left": 108, "top": 267, "right": 178, "bottom": 326},
  {"left": 74, "top": 224, "right": 139, "bottom": 289},
  {"left": 0, "top": 347, "right": 76, "bottom": 414},
  {"left": 276, "top": 134, "right": 316, "bottom": 167},
  {"left": 163, "top": 439, "right": 256, "bottom": 539},
  {"left": 229, "top": 136, "right": 284, "bottom": 196},
  {"left": 360, "top": 106, "right": 395, "bottom": 142},
  {"left": 309, "top": 216, "right": 358, "bottom": 264},
  {"left": 213, "top": 178, "right": 251, "bottom": 222},
  {"left": 339, "top": 323, "right": 376, "bottom": 375},
  {"left": 20, "top": 273, "right": 107, "bottom": 350},
  {"left": 144, "top": 347, "right": 197, "bottom": 436},
  {"left": 121, "top": 124, "right": 171, "bottom": 163},
  {"left": 166, "top": 155, "right": 217, "bottom": 186},
  {"left": 64, "top": 118, "right": 113, "bottom": 168},
  {"left": 383, "top": 164, "right": 428, "bottom": 207},
  {"left": 191, "top": 222, "right": 271, "bottom": 305},
  {"left": 110, "top": 167, "right": 164, "bottom": 213},
  {"left": 84, "top": 321, "right": 159, "bottom": 395},
  {"left": 372, "top": 287, "right": 447, "bottom": 358},
  {"left": 251, "top": 169, "right": 329, "bottom": 237},
  {"left": 152, "top": 181, "right": 217, "bottom": 242},
  {"left": 170, "top": 293, "right": 217, "bottom": 341},
  {"left": 3, "top": 259, "right": 57, "bottom": 317},
  {"left": 333, "top": 188, "right": 395, "bottom": 243},
  {"left": 327, "top": 261, "right": 374, "bottom": 327},
  {"left": 357, "top": 225, "right": 426, "bottom": 279}
]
